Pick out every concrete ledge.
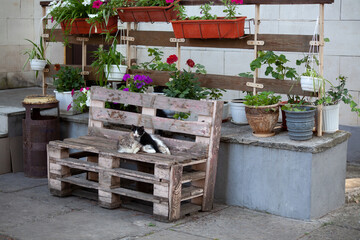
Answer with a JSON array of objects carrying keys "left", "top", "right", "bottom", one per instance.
[{"left": 221, "top": 122, "right": 351, "bottom": 154}]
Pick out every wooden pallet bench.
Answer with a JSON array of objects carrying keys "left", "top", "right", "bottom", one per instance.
[{"left": 47, "top": 86, "right": 223, "bottom": 221}]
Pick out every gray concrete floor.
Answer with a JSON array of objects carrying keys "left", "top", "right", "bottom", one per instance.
[{"left": 0, "top": 172, "right": 359, "bottom": 240}]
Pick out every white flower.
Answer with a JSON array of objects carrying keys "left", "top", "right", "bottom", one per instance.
[
  {"left": 88, "top": 14, "right": 98, "bottom": 18},
  {"left": 82, "top": 0, "right": 91, "bottom": 6},
  {"left": 80, "top": 103, "right": 85, "bottom": 107},
  {"left": 49, "top": 0, "right": 58, "bottom": 6},
  {"left": 86, "top": 94, "right": 91, "bottom": 107}
]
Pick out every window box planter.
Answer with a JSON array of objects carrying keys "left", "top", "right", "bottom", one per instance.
[
  {"left": 60, "top": 16, "right": 118, "bottom": 35},
  {"left": 116, "top": 0, "right": 180, "bottom": 23},
  {"left": 171, "top": 16, "right": 247, "bottom": 39}
]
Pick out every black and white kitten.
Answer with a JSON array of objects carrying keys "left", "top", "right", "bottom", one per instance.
[{"left": 131, "top": 125, "right": 171, "bottom": 155}]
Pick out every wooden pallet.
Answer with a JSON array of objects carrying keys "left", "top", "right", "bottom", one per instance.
[{"left": 48, "top": 86, "right": 223, "bottom": 221}]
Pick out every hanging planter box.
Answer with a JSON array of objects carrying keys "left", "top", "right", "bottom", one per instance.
[
  {"left": 171, "top": 16, "right": 247, "bottom": 39},
  {"left": 116, "top": 0, "right": 180, "bottom": 23},
  {"left": 60, "top": 16, "right": 118, "bottom": 35}
]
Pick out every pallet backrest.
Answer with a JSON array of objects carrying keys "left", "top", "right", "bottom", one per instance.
[{"left": 88, "top": 86, "right": 223, "bottom": 153}]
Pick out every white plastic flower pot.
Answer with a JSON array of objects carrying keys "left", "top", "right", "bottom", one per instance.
[
  {"left": 30, "top": 59, "right": 47, "bottom": 71},
  {"left": 229, "top": 100, "right": 248, "bottom": 124},
  {"left": 322, "top": 104, "right": 340, "bottom": 133},
  {"left": 104, "top": 65, "right": 128, "bottom": 81},
  {"left": 300, "top": 76, "right": 321, "bottom": 92},
  {"left": 54, "top": 90, "right": 80, "bottom": 115},
  {"left": 222, "top": 102, "right": 230, "bottom": 121}
]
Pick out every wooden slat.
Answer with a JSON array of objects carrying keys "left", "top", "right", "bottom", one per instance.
[
  {"left": 181, "top": 186, "right": 204, "bottom": 201},
  {"left": 182, "top": 171, "right": 206, "bottom": 184},
  {"left": 169, "top": 165, "right": 183, "bottom": 221},
  {"left": 130, "top": 31, "right": 316, "bottom": 53},
  {"left": 91, "top": 86, "right": 214, "bottom": 116},
  {"left": 180, "top": 203, "right": 202, "bottom": 217},
  {"left": 108, "top": 167, "right": 169, "bottom": 185},
  {"left": 50, "top": 157, "right": 99, "bottom": 172},
  {"left": 61, "top": 175, "right": 100, "bottom": 189},
  {"left": 91, "top": 107, "right": 212, "bottom": 137},
  {"left": 129, "top": 69, "right": 315, "bottom": 96},
  {"left": 108, "top": 187, "right": 167, "bottom": 203}
]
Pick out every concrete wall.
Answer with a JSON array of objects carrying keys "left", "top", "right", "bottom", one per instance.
[{"left": 0, "top": 0, "right": 63, "bottom": 90}]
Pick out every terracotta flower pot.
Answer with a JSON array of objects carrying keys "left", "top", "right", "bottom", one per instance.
[
  {"left": 245, "top": 103, "right": 279, "bottom": 137},
  {"left": 116, "top": 0, "right": 180, "bottom": 22},
  {"left": 60, "top": 16, "right": 118, "bottom": 35},
  {"left": 171, "top": 16, "right": 247, "bottom": 39}
]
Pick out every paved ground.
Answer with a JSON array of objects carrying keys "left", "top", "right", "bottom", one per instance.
[{"left": 0, "top": 172, "right": 359, "bottom": 240}]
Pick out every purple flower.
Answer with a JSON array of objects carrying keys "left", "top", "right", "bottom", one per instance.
[
  {"left": 144, "top": 76, "right": 153, "bottom": 84},
  {"left": 123, "top": 74, "right": 131, "bottom": 81},
  {"left": 134, "top": 75, "right": 143, "bottom": 82},
  {"left": 136, "top": 82, "right": 145, "bottom": 89},
  {"left": 123, "top": 88, "right": 129, "bottom": 91}
]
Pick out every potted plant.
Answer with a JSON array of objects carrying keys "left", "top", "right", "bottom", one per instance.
[
  {"left": 171, "top": 0, "right": 246, "bottom": 39},
  {"left": 68, "top": 87, "right": 91, "bottom": 113},
  {"left": 296, "top": 55, "right": 323, "bottom": 93},
  {"left": 316, "top": 75, "right": 360, "bottom": 133},
  {"left": 244, "top": 91, "right": 281, "bottom": 137},
  {"left": 115, "top": 0, "right": 180, "bottom": 23},
  {"left": 91, "top": 37, "right": 127, "bottom": 86},
  {"left": 281, "top": 103, "right": 316, "bottom": 141},
  {"left": 53, "top": 66, "right": 85, "bottom": 115},
  {"left": 23, "top": 38, "right": 51, "bottom": 77},
  {"left": 47, "top": 0, "right": 118, "bottom": 42}
]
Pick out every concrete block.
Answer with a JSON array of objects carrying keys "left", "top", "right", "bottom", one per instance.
[
  {"left": 224, "top": 49, "right": 253, "bottom": 75},
  {"left": 33, "top": 0, "right": 45, "bottom": 19},
  {"left": 189, "top": 49, "right": 224, "bottom": 75},
  {"left": 0, "top": 0, "right": 20, "bottom": 19},
  {"left": 20, "top": 0, "right": 34, "bottom": 18},
  {"left": 7, "top": 72, "right": 38, "bottom": 88},
  {"left": 341, "top": 0, "right": 360, "bottom": 20},
  {"left": 7, "top": 19, "right": 34, "bottom": 46},
  {"left": 260, "top": 5, "right": 280, "bottom": 20},
  {"left": 340, "top": 125, "right": 360, "bottom": 164},
  {"left": 258, "top": 20, "right": 279, "bottom": 34},
  {"left": 47, "top": 42, "right": 65, "bottom": 65},
  {"left": 323, "top": 55, "right": 340, "bottom": 88},
  {"left": 324, "top": 21, "right": 360, "bottom": 56},
  {"left": 339, "top": 56, "right": 360, "bottom": 91}
]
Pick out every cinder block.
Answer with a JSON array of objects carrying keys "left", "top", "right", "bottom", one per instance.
[
  {"left": 0, "top": 0, "right": 20, "bottom": 19},
  {"left": 190, "top": 49, "right": 224, "bottom": 75},
  {"left": 20, "top": 0, "right": 34, "bottom": 18}
]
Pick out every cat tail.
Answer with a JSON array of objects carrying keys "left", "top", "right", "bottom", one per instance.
[
  {"left": 142, "top": 145, "right": 156, "bottom": 154},
  {"left": 159, "top": 145, "right": 171, "bottom": 155}
]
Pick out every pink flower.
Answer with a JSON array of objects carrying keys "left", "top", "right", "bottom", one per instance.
[
  {"left": 51, "top": 16, "right": 54, "bottom": 23},
  {"left": 123, "top": 88, "right": 129, "bottom": 91},
  {"left": 86, "top": 87, "right": 90, "bottom": 90},
  {"left": 231, "top": 0, "right": 243, "bottom": 4},
  {"left": 92, "top": 0, "right": 103, "bottom": 9},
  {"left": 67, "top": 103, "right": 72, "bottom": 111},
  {"left": 71, "top": 89, "right": 75, "bottom": 97},
  {"left": 166, "top": 0, "right": 174, "bottom": 3},
  {"left": 166, "top": 54, "right": 178, "bottom": 65}
]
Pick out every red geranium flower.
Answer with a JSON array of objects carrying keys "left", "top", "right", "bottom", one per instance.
[
  {"left": 166, "top": 54, "right": 178, "bottom": 65},
  {"left": 186, "top": 59, "right": 195, "bottom": 68},
  {"left": 54, "top": 64, "right": 60, "bottom": 71}
]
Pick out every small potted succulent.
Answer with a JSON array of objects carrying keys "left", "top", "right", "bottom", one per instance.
[
  {"left": 316, "top": 75, "right": 360, "bottom": 133},
  {"left": 91, "top": 38, "right": 127, "bottom": 86},
  {"left": 171, "top": 0, "right": 246, "bottom": 39},
  {"left": 281, "top": 103, "right": 316, "bottom": 141},
  {"left": 244, "top": 91, "right": 281, "bottom": 137},
  {"left": 23, "top": 38, "right": 50, "bottom": 77},
  {"left": 53, "top": 65, "right": 85, "bottom": 115}
]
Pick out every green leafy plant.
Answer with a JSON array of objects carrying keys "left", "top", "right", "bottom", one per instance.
[
  {"left": 23, "top": 38, "right": 51, "bottom": 77},
  {"left": 53, "top": 66, "right": 85, "bottom": 92},
  {"left": 244, "top": 91, "right": 281, "bottom": 107},
  {"left": 135, "top": 0, "right": 176, "bottom": 7},
  {"left": 70, "top": 87, "right": 91, "bottom": 113},
  {"left": 131, "top": 48, "right": 177, "bottom": 71},
  {"left": 281, "top": 103, "right": 307, "bottom": 112},
  {"left": 223, "top": 0, "right": 243, "bottom": 19},
  {"left": 91, "top": 37, "right": 126, "bottom": 86},
  {"left": 316, "top": 75, "right": 360, "bottom": 116}
]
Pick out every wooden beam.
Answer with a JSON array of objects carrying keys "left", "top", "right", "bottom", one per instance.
[
  {"left": 179, "top": 0, "right": 334, "bottom": 5},
  {"left": 129, "top": 69, "right": 315, "bottom": 96}
]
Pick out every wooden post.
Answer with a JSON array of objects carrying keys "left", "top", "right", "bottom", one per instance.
[
  {"left": 82, "top": 40, "right": 87, "bottom": 86},
  {"left": 153, "top": 165, "right": 170, "bottom": 220},
  {"left": 253, "top": 4, "right": 260, "bottom": 95},
  {"left": 317, "top": 3, "right": 325, "bottom": 137},
  {"left": 127, "top": 22, "right": 131, "bottom": 69},
  {"left": 176, "top": 41, "right": 181, "bottom": 70},
  {"left": 41, "top": 6, "right": 47, "bottom": 96}
]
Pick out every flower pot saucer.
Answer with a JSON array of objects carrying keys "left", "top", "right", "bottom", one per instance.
[
  {"left": 252, "top": 132, "right": 275, "bottom": 138},
  {"left": 230, "top": 119, "right": 248, "bottom": 125}
]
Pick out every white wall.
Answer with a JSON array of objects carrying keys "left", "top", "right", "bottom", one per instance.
[{"left": 134, "top": 0, "right": 360, "bottom": 127}]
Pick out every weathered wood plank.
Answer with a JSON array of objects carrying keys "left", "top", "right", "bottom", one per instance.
[
  {"left": 91, "top": 86, "right": 214, "bottom": 116},
  {"left": 180, "top": 0, "right": 334, "bottom": 5},
  {"left": 181, "top": 186, "right": 204, "bottom": 201},
  {"left": 49, "top": 157, "right": 99, "bottom": 172},
  {"left": 182, "top": 171, "right": 206, "bottom": 184},
  {"left": 91, "top": 107, "right": 212, "bottom": 137},
  {"left": 180, "top": 203, "right": 202, "bottom": 217},
  {"left": 109, "top": 167, "right": 168, "bottom": 185},
  {"left": 169, "top": 165, "right": 183, "bottom": 221},
  {"left": 202, "top": 100, "right": 223, "bottom": 211},
  {"left": 108, "top": 187, "right": 167, "bottom": 203},
  {"left": 61, "top": 175, "right": 100, "bottom": 189},
  {"left": 129, "top": 69, "right": 315, "bottom": 96}
]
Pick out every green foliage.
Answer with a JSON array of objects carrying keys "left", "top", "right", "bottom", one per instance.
[
  {"left": 91, "top": 37, "right": 126, "bottom": 86},
  {"left": 244, "top": 91, "right": 281, "bottom": 106},
  {"left": 222, "top": 0, "right": 240, "bottom": 19},
  {"left": 23, "top": 38, "right": 51, "bottom": 77},
  {"left": 317, "top": 75, "right": 360, "bottom": 116},
  {"left": 135, "top": 0, "right": 172, "bottom": 7},
  {"left": 281, "top": 103, "right": 307, "bottom": 112},
  {"left": 53, "top": 66, "right": 85, "bottom": 92},
  {"left": 131, "top": 48, "right": 177, "bottom": 71},
  {"left": 72, "top": 88, "right": 90, "bottom": 113}
]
